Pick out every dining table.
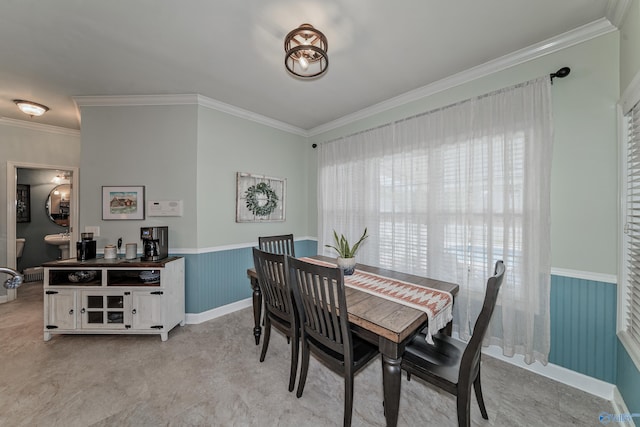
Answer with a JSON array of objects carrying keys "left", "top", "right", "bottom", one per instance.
[{"left": 247, "top": 255, "right": 459, "bottom": 427}]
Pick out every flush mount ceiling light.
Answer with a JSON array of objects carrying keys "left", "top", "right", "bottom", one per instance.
[
  {"left": 13, "top": 99, "right": 50, "bottom": 117},
  {"left": 284, "top": 23, "right": 328, "bottom": 78}
]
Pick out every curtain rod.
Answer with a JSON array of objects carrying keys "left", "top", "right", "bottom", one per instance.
[{"left": 312, "top": 66, "right": 571, "bottom": 148}]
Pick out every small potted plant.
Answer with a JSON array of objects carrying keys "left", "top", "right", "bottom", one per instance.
[{"left": 325, "top": 228, "right": 368, "bottom": 275}]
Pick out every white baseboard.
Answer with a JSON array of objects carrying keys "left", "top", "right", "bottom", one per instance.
[
  {"left": 185, "top": 298, "right": 252, "bottom": 324},
  {"left": 482, "top": 344, "right": 615, "bottom": 401},
  {"left": 610, "top": 387, "right": 637, "bottom": 426}
]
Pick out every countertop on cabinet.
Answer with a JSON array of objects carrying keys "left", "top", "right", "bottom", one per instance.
[{"left": 42, "top": 256, "right": 182, "bottom": 268}]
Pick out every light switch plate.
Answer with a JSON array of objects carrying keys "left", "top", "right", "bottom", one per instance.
[{"left": 85, "top": 226, "right": 100, "bottom": 237}]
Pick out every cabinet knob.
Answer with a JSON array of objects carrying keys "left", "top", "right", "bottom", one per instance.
[
  {"left": 69, "top": 309, "right": 74, "bottom": 315},
  {"left": 81, "top": 308, "right": 86, "bottom": 313},
  {"left": 132, "top": 309, "right": 137, "bottom": 315}
]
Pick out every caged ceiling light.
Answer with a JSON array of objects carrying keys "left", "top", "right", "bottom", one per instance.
[
  {"left": 284, "top": 23, "right": 328, "bottom": 79},
  {"left": 13, "top": 99, "right": 50, "bottom": 117}
]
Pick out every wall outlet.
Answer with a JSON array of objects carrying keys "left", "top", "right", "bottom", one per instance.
[{"left": 85, "top": 226, "right": 100, "bottom": 237}]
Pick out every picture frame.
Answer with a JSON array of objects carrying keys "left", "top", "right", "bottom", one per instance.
[
  {"left": 16, "top": 184, "right": 30, "bottom": 223},
  {"left": 236, "top": 172, "right": 286, "bottom": 222},
  {"left": 102, "top": 186, "right": 145, "bottom": 220}
]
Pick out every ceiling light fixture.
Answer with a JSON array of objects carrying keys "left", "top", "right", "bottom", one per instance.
[
  {"left": 13, "top": 99, "right": 50, "bottom": 117},
  {"left": 284, "top": 23, "right": 328, "bottom": 79}
]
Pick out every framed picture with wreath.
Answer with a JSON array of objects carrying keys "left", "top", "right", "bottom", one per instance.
[{"left": 236, "top": 172, "right": 286, "bottom": 222}]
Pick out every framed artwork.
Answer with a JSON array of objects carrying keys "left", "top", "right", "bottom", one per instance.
[
  {"left": 16, "top": 184, "right": 30, "bottom": 223},
  {"left": 236, "top": 172, "right": 286, "bottom": 222},
  {"left": 102, "top": 186, "right": 145, "bottom": 220}
]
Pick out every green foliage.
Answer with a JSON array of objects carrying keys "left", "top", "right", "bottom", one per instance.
[{"left": 325, "top": 228, "right": 368, "bottom": 258}]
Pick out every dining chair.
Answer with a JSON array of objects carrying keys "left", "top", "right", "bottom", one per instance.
[
  {"left": 401, "top": 260, "right": 505, "bottom": 427},
  {"left": 252, "top": 247, "right": 299, "bottom": 392},
  {"left": 287, "top": 256, "right": 379, "bottom": 427},
  {"left": 258, "top": 234, "right": 296, "bottom": 257}
]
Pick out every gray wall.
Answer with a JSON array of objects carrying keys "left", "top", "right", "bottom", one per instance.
[{"left": 78, "top": 102, "right": 310, "bottom": 253}]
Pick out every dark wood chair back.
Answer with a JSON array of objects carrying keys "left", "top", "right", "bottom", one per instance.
[
  {"left": 252, "top": 247, "right": 299, "bottom": 391},
  {"left": 259, "top": 234, "right": 296, "bottom": 257},
  {"left": 460, "top": 260, "right": 505, "bottom": 384},
  {"left": 287, "top": 256, "right": 351, "bottom": 358}
]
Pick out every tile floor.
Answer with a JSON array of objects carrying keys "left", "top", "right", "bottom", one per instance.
[{"left": 0, "top": 281, "right": 614, "bottom": 426}]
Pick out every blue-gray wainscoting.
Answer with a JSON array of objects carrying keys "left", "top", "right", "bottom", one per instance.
[
  {"left": 617, "top": 339, "right": 640, "bottom": 412},
  {"left": 175, "top": 239, "right": 318, "bottom": 314},
  {"left": 550, "top": 274, "right": 617, "bottom": 383}
]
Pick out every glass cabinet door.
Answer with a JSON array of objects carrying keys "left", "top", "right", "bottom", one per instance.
[{"left": 81, "top": 291, "right": 129, "bottom": 329}]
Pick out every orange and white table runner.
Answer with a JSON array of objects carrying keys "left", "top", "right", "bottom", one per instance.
[{"left": 299, "top": 258, "right": 453, "bottom": 343}]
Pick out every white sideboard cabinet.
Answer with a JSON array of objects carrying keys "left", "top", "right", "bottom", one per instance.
[{"left": 43, "top": 257, "right": 185, "bottom": 341}]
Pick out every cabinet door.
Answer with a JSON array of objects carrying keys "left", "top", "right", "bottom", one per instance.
[
  {"left": 80, "top": 290, "right": 130, "bottom": 329},
  {"left": 132, "top": 290, "right": 163, "bottom": 330},
  {"left": 45, "top": 289, "right": 77, "bottom": 330}
]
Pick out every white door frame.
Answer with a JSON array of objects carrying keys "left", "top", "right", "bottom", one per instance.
[{"left": 5, "top": 161, "right": 79, "bottom": 302}]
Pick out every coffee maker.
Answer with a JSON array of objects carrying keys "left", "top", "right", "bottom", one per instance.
[
  {"left": 76, "top": 232, "right": 97, "bottom": 261},
  {"left": 140, "top": 226, "right": 168, "bottom": 261}
]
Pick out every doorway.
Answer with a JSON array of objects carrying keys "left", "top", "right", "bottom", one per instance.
[{"left": 4, "top": 161, "right": 79, "bottom": 302}]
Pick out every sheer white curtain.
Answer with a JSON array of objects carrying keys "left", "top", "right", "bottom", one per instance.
[{"left": 318, "top": 77, "right": 552, "bottom": 364}]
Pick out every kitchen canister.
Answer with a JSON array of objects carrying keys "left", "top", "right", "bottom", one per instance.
[
  {"left": 125, "top": 243, "right": 137, "bottom": 260},
  {"left": 104, "top": 245, "right": 117, "bottom": 259}
]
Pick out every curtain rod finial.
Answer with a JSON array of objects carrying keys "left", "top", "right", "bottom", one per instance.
[{"left": 550, "top": 67, "right": 571, "bottom": 83}]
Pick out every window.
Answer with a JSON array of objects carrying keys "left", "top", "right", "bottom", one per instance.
[
  {"left": 318, "top": 77, "right": 553, "bottom": 364},
  {"left": 620, "top": 99, "right": 640, "bottom": 368}
]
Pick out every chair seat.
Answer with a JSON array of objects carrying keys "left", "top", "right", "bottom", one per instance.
[
  {"left": 401, "top": 261, "right": 505, "bottom": 427},
  {"left": 308, "top": 334, "right": 379, "bottom": 371},
  {"left": 403, "top": 332, "right": 466, "bottom": 387}
]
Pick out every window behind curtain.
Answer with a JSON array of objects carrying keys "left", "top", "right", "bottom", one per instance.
[{"left": 318, "top": 77, "right": 552, "bottom": 364}]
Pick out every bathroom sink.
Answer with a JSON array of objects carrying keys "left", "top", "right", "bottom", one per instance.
[
  {"left": 44, "top": 234, "right": 71, "bottom": 245},
  {"left": 44, "top": 234, "right": 71, "bottom": 259}
]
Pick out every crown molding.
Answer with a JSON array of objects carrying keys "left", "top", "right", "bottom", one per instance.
[
  {"left": 307, "top": 18, "right": 617, "bottom": 137},
  {"left": 194, "top": 95, "right": 307, "bottom": 136},
  {"left": 73, "top": 94, "right": 199, "bottom": 106},
  {"left": 606, "top": 0, "right": 632, "bottom": 27},
  {"left": 73, "top": 94, "right": 308, "bottom": 137},
  {"left": 0, "top": 117, "right": 80, "bottom": 137}
]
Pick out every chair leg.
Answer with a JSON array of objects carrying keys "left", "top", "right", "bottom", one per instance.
[
  {"left": 288, "top": 332, "right": 299, "bottom": 392},
  {"left": 296, "top": 339, "right": 310, "bottom": 398},
  {"left": 343, "top": 370, "right": 354, "bottom": 427},
  {"left": 456, "top": 387, "right": 472, "bottom": 427},
  {"left": 473, "top": 370, "right": 488, "bottom": 419},
  {"left": 259, "top": 316, "right": 271, "bottom": 362}
]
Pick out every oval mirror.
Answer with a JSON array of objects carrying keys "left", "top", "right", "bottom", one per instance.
[{"left": 46, "top": 184, "right": 71, "bottom": 227}]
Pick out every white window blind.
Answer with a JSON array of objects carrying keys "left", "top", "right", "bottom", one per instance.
[{"left": 623, "top": 101, "right": 640, "bottom": 358}]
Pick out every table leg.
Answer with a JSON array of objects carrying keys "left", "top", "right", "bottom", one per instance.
[
  {"left": 250, "top": 276, "right": 262, "bottom": 345},
  {"left": 382, "top": 354, "right": 402, "bottom": 427},
  {"left": 444, "top": 320, "right": 453, "bottom": 336}
]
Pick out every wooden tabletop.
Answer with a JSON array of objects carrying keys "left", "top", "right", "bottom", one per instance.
[
  {"left": 42, "top": 256, "right": 182, "bottom": 268},
  {"left": 248, "top": 255, "right": 459, "bottom": 344}
]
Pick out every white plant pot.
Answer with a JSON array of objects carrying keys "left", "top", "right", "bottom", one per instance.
[{"left": 337, "top": 257, "right": 356, "bottom": 275}]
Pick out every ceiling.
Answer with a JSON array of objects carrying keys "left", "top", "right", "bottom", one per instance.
[{"left": 0, "top": 1, "right": 626, "bottom": 133}]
